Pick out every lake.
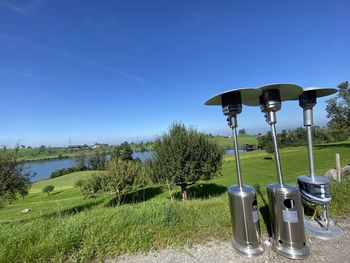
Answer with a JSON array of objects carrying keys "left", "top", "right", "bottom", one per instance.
[
  {"left": 26, "top": 151, "right": 154, "bottom": 182},
  {"left": 26, "top": 150, "right": 238, "bottom": 182}
]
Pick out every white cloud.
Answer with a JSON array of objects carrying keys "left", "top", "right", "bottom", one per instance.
[
  {"left": 0, "top": 33, "right": 153, "bottom": 85},
  {"left": 0, "top": 0, "right": 42, "bottom": 13}
]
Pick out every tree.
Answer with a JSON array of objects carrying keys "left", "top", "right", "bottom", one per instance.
[
  {"left": 119, "top": 141, "right": 133, "bottom": 161},
  {"left": 0, "top": 148, "right": 32, "bottom": 203},
  {"left": 42, "top": 185, "right": 54, "bottom": 196},
  {"left": 88, "top": 150, "right": 106, "bottom": 170},
  {"left": 238, "top": 128, "right": 246, "bottom": 135},
  {"left": 110, "top": 142, "right": 134, "bottom": 161},
  {"left": 75, "top": 153, "right": 86, "bottom": 171},
  {"left": 326, "top": 81, "right": 350, "bottom": 141},
  {"left": 148, "top": 123, "right": 223, "bottom": 200}
]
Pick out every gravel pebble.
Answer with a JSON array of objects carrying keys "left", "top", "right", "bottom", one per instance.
[{"left": 107, "top": 217, "right": 350, "bottom": 263}]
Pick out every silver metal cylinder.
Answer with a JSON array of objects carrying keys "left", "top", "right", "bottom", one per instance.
[
  {"left": 267, "top": 184, "right": 309, "bottom": 259},
  {"left": 303, "top": 108, "right": 313, "bottom": 126},
  {"left": 228, "top": 185, "right": 263, "bottom": 256}
]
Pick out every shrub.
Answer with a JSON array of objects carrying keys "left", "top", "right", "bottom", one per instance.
[
  {"left": 147, "top": 123, "right": 223, "bottom": 200},
  {"left": 74, "top": 179, "right": 85, "bottom": 188},
  {"left": 42, "top": 185, "right": 54, "bottom": 196},
  {"left": 81, "top": 161, "right": 147, "bottom": 203}
]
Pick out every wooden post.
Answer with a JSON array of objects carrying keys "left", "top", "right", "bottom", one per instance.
[{"left": 336, "top": 153, "right": 341, "bottom": 182}]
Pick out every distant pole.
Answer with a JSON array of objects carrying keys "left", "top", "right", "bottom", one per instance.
[{"left": 335, "top": 153, "right": 341, "bottom": 182}]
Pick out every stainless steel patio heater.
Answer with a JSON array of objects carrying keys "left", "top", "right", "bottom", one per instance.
[
  {"left": 297, "top": 87, "right": 343, "bottom": 240},
  {"left": 205, "top": 88, "right": 264, "bottom": 257},
  {"left": 246, "top": 84, "right": 309, "bottom": 259}
]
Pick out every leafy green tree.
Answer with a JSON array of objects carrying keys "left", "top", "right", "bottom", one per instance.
[
  {"left": 257, "top": 132, "right": 274, "bottom": 153},
  {"left": 0, "top": 148, "right": 32, "bottom": 203},
  {"left": 110, "top": 142, "right": 134, "bottom": 161},
  {"left": 148, "top": 123, "right": 223, "bottom": 200},
  {"left": 88, "top": 150, "right": 106, "bottom": 170},
  {"left": 119, "top": 141, "right": 133, "bottom": 161},
  {"left": 75, "top": 153, "right": 86, "bottom": 170},
  {"left": 42, "top": 185, "right": 54, "bottom": 196},
  {"left": 326, "top": 81, "right": 350, "bottom": 141},
  {"left": 238, "top": 128, "right": 246, "bottom": 135}
]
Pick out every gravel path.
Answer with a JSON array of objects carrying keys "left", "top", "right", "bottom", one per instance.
[{"left": 108, "top": 216, "right": 350, "bottom": 263}]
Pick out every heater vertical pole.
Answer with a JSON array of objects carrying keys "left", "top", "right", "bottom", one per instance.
[
  {"left": 306, "top": 125, "right": 315, "bottom": 181},
  {"left": 270, "top": 121, "right": 284, "bottom": 186},
  {"left": 230, "top": 117, "right": 243, "bottom": 190}
]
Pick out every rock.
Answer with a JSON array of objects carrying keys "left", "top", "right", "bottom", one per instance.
[
  {"left": 324, "top": 164, "right": 350, "bottom": 181},
  {"left": 324, "top": 169, "right": 337, "bottom": 180},
  {"left": 21, "top": 208, "right": 32, "bottom": 213}
]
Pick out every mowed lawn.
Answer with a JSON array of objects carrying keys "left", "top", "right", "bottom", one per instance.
[
  {"left": 209, "top": 134, "right": 258, "bottom": 148},
  {"left": 0, "top": 141, "right": 349, "bottom": 262}
]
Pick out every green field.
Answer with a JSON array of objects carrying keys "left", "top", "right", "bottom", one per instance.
[
  {"left": 12, "top": 147, "right": 102, "bottom": 162},
  {"left": 0, "top": 141, "right": 350, "bottom": 262},
  {"left": 209, "top": 134, "right": 258, "bottom": 148}
]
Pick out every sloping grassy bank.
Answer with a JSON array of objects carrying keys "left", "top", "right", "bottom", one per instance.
[{"left": 0, "top": 198, "right": 232, "bottom": 262}]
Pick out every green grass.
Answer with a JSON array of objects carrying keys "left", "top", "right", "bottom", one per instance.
[
  {"left": 0, "top": 141, "right": 350, "bottom": 262},
  {"left": 209, "top": 134, "right": 258, "bottom": 148}
]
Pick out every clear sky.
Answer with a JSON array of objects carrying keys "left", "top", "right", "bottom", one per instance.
[{"left": 0, "top": 0, "right": 349, "bottom": 147}]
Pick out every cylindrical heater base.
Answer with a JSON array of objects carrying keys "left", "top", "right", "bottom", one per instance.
[
  {"left": 267, "top": 184, "right": 309, "bottom": 259},
  {"left": 228, "top": 185, "right": 264, "bottom": 256}
]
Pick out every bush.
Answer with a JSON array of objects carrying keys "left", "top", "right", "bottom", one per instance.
[
  {"left": 42, "top": 185, "right": 54, "bottom": 196},
  {"left": 74, "top": 179, "right": 85, "bottom": 188},
  {"left": 81, "top": 160, "right": 147, "bottom": 203},
  {"left": 147, "top": 123, "right": 223, "bottom": 200}
]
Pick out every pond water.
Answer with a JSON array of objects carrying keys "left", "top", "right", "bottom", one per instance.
[
  {"left": 26, "top": 151, "right": 154, "bottom": 182},
  {"left": 26, "top": 150, "right": 240, "bottom": 182}
]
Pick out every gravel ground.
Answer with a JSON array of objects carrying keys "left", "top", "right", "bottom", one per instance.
[{"left": 108, "top": 216, "right": 350, "bottom": 263}]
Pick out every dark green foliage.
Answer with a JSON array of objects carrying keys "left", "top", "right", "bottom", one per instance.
[
  {"left": 148, "top": 123, "right": 223, "bottom": 200},
  {"left": 88, "top": 150, "right": 107, "bottom": 170},
  {"left": 238, "top": 128, "right": 246, "bottom": 135},
  {"left": 258, "top": 126, "right": 332, "bottom": 153},
  {"left": 81, "top": 160, "right": 146, "bottom": 203},
  {"left": 0, "top": 148, "right": 32, "bottom": 202},
  {"left": 75, "top": 153, "right": 86, "bottom": 170},
  {"left": 74, "top": 179, "right": 85, "bottom": 188},
  {"left": 50, "top": 166, "right": 86, "bottom": 179},
  {"left": 110, "top": 141, "right": 134, "bottom": 161},
  {"left": 42, "top": 185, "right": 54, "bottom": 196},
  {"left": 326, "top": 81, "right": 350, "bottom": 141}
]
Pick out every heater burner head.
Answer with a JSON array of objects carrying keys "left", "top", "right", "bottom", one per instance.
[
  {"left": 259, "top": 89, "right": 282, "bottom": 113},
  {"left": 205, "top": 88, "right": 262, "bottom": 116},
  {"left": 245, "top": 83, "right": 303, "bottom": 106},
  {"left": 222, "top": 92, "right": 242, "bottom": 115},
  {"left": 299, "top": 87, "right": 337, "bottom": 109}
]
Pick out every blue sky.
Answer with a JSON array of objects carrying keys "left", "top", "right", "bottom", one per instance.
[{"left": 0, "top": 0, "right": 349, "bottom": 147}]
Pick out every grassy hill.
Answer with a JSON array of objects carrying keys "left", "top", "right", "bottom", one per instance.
[{"left": 0, "top": 141, "right": 350, "bottom": 262}]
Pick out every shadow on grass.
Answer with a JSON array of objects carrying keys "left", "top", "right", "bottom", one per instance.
[
  {"left": 27, "top": 194, "right": 40, "bottom": 199},
  {"left": 49, "top": 191, "right": 63, "bottom": 196},
  {"left": 105, "top": 186, "right": 164, "bottom": 207},
  {"left": 173, "top": 183, "right": 227, "bottom": 200},
  {"left": 43, "top": 199, "right": 105, "bottom": 219},
  {"left": 314, "top": 142, "right": 350, "bottom": 150},
  {"left": 256, "top": 184, "right": 272, "bottom": 237}
]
